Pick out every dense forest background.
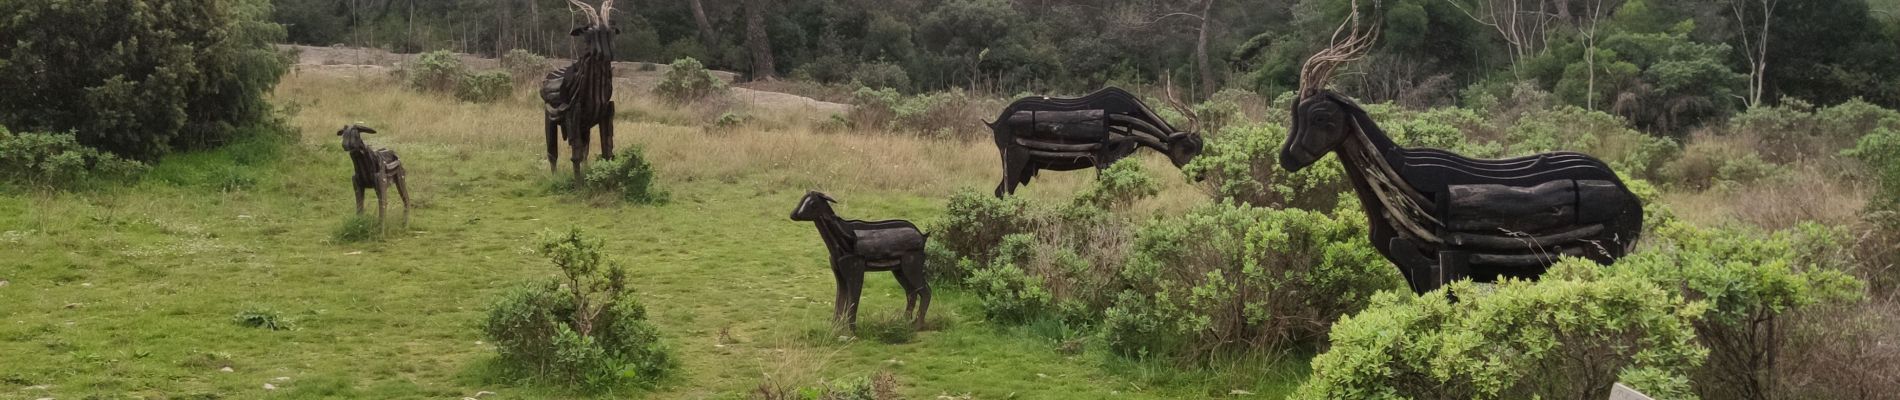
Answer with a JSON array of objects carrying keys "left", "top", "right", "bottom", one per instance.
[{"left": 275, "top": 0, "right": 1900, "bottom": 131}]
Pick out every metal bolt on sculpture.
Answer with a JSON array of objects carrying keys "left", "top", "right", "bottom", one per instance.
[
  {"left": 338, "top": 124, "right": 412, "bottom": 231},
  {"left": 987, "top": 86, "right": 1206, "bottom": 197},
  {"left": 790, "top": 191, "right": 931, "bottom": 331},
  {"left": 1282, "top": 7, "right": 1643, "bottom": 294},
  {"left": 542, "top": 0, "right": 620, "bottom": 181}
]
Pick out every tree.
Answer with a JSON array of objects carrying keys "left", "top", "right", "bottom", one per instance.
[
  {"left": 1729, "top": 0, "right": 1777, "bottom": 108},
  {"left": 0, "top": 0, "right": 289, "bottom": 160},
  {"left": 689, "top": 0, "right": 717, "bottom": 51},
  {"left": 743, "top": 0, "right": 777, "bottom": 80}
]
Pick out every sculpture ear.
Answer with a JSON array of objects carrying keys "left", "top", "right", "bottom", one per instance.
[
  {"left": 570, "top": 27, "right": 587, "bottom": 36},
  {"left": 817, "top": 192, "right": 838, "bottom": 204},
  {"left": 355, "top": 125, "right": 378, "bottom": 134}
]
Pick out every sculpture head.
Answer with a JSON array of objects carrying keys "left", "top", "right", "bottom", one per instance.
[
  {"left": 1280, "top": 1, "right": 1376, "bottom": 173},
  {"left": 566, "top": 0, "right": 618, "bottom": 58},
  {"left": 1166, "top": 132, "right": 1205, "bottom": 169},
  {"left": 337, "top": 124, "right": 377, "bottom": 152},
  {"left": 790, "top": 191, "right": 838, "bottom": 221}
]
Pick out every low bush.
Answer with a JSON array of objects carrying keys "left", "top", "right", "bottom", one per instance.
[
  {"left": 753, "top": 371, "right": 899, "bottom": 400},
  {"left": 654, "top": 57, "right": 728, "bottom": 103},
  {"left": 456, "top": 71, "right": 514, "bottom": 103},
  {"left": 1296, "top": 260, "right": 1706, "bottom": 399},
  {"left": 926, "top": 189, "right": 1035, "bottom": 284},
  {"left": 850, "top": 62, "right": 910, "bottom": 91},
  {"left": 1070, "top": 158, "right": 1158, "bottom": 210},
  {"left": 501, "top": 49, "right": 551, "bottom": 82},
  {"left": 966, "top": 234, "right": 1054, "bottom": 323},
  {"left": 1180, "top": 123, "right": 1348, "bottom": 210},
  {"left": 1100, "top": 201, "right": 1399, "bottom": 360},
  {"left": 0, "top": 127, "right": 146, "bottom": 189},
  {"left": 483, "top": 229, "right": 674, "bottom": 390},
  {"left": 582, "top": 148, "right": 667, "bottom": 204},
  {"left": 405, "top": 50, "right": 467, "bottom": 94},
  {"left": 847, "top": 87, "right": 994, "bottom": 137},
  {"left": 1731, "top": 98, "right": 1900, "bottom": 164},
  {"left": 1661, "top": 133, "right": 1785, "bottom": 190},
  {"left": 1848, "top": 123, "right": 1900, "bottom": 221}
]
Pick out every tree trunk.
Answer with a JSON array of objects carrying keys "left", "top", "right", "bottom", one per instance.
[
  {"left": 1195, "top": 0, "right": 1216, "bottom": 99},
  {"left": 743, "top": 0, "right": 776, "bottom": 81},
  {"left": 690, "top": 0, "right": 717, "bottom": 50}
]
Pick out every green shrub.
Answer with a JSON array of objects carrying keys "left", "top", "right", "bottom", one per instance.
[
  {"left": 847, "top": 87, "right": 992, "bottom": 137},
  {"left": 1070, "top": 158, "right": 1158, "bottom": 210},
  {"left": 1662, "top": 136, "right": 1785, "bottom": 190},
  {"left": 331, "top": 215, "right": 381, "bottom": 243},
  {"left": 926, "top": 189, "right": 1035, "bottom": 284},
  {"left": 1847, "top": 124, "right": 1900, "bottom": 220},
  {"left": 582, "top": 148, "right": 667, "bottom": 204},
  {"left": 850, "top": 62, "right": 911, "bottom": 91},
  {"left": 405, "top": 50, "right": 468, "bottom": 94},
  {"left": 455, "top": 71, "right": 514, "bottom": 103},
  {"left": 1734, "top": 98, "right": 1900, "bottom": 163},
  {"left": 0, "top": 127, "right": 147, "bottom": 189},
  {"left": 482, "top": 228, "right": 675, "bottom": 390},
  {"left": 1099, "top": 201, "right": 1400, "bottom": 360},
  {"left": 501, "top": 49, "right": 551, "bottom": 82},
  {"left": 0, "top": 0, "right": 288, "bottom": 160},
  {"left": 1180, "top": 123, "right": 1348, "bottom": 210},
  {"left": 654, "top": 57, "right": 728, "bottom": 103},
  {"left": 966, "top": 234, "right": 1054, "bottom": 323},
  {"left": 1295, "top": 260, "right": 1707, "bottom": 399},
  {"left": 754, "top": 371, "right": 899, "bottom": 400},
  {"left": 1605, "top": 222, "right": 1863, "bottom": 399},
  {"left": 1505, "top": 106, "right": 1678, "bottom": 179}
]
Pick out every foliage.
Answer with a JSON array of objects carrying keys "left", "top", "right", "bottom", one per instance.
[
  {"left": 0, "top": 127, "right": 147, "bottom": 189},
  {"left": 1070, "top": 159, "right": 1159, "bottom": 210},
  {"left": 501, "top": 49, "right": 552, "bottom": 81},
  {"left": 456, "top": 71, "right": 515, "bottom": 103},
  {"left": 1099, "top": 201, "right": 1400, "bottom": 360},
  {"left": 0, "top": 0, "right": 289, "bottom": 160},
  {"left": 482, "top": 228, "right": 675, "bottom": 390},
  {"left": 582, "top": 148, "right": 667, "bottom": 204},
  {"left": 966, "top": 234, "right": 1054, "bottom": 324},
  {"left": 1849, "top": 124, "right": 1900, "bottom": 221},
  {"left": 753, "top": 371, "right": 900, "bottom": 400},
  {"left": 1295, "top": 260, "right": 1707, "bottom": 400},
  {"left": 331, "top": 215, "right": 382, "bottom": 243},
  {"left": 406, "top": 51, "right": 470, "bottom": 94},
  {"left": 1731, "top": 98, "right": 1900, "bottom": 163},
  {"left": 1181, "top": 123, "right": 1347, "bottom": 210},
  {"left": 847, "top": 87, "right": 992, "bottom": 137},
  {"left": 654, "top": 57, "right": 729, "bottom": 103},
  {"left": 926, "top": 189, "right": 1035, "bottom": 283}
]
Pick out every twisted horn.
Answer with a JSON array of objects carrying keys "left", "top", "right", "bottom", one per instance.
[
  {"left": 598, "top": 0, "right": 615, "bottom": 24},
  {"left": 1297, "top": 0, "right": 1378, "bottom": 98},
  {"left": 567, "top": 0, "right": 600, "bottom": 25}
]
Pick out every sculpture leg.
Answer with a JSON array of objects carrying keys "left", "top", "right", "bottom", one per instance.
[
  {"left": 843, "top": 263, "right": 865, "bottom": 331},
  {"left": 831, "top": 264, "right": 849, "bottom": 328},
  {"left": 900, "top": 253, "right": 930, "bottom": 329},
  {"left": 996, "top": 148, "right": 1030, "bottom": 198},
  {"left": 545, "top": 118, "right": 561, "bottom": 174},
  {"left": 354, "top": 185, "right": 366, "bottom": 215},
  {"left": 1432, "top": 250, "right": 1470, "bottom": 294},
  {"left": 599, "top": 103, "right": 616, "bottom": 161},
  {"left": 894, "top": 268, "right": 917, "bottom": 319},
  {"left": 569, "top": 122, "right": 590, "bottom": 183},
  {"left": 394, "top": 174, "right": 412, "bottom": 228},
  {"left": 374, "top": 183, "right": 389, "bottom": 234}
]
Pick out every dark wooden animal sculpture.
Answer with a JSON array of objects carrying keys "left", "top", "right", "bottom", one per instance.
[
  {"left": 338, "top": 124, "right": 411, "bottom": 231},
  {"left": 790, "top": 191, "right": 931, "bottom": 330},
  {"left": 986, "top": 86, "right": 1206, "bottom": 197},
  {"left": 541, "top": 0, "right": 619, "bottom": 181},
  {"left": 1282, "top": 12, "right": 1642, "bottom": 294}
]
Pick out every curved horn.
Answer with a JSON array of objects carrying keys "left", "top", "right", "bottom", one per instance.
[
  {"left": 598, "top": 0, "right": 615, "bottom": 24},
  {"left": 1297, "top": 0, "right": 1378, "bottom": 99},
  {"left": 567, "top": 0, "right": 600, "bottom": 25}
]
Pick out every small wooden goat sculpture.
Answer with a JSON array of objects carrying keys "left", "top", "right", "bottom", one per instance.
[
  {"left": 338, "top": 124, "right": 411, "bottom": 230},
  {"left": 542, "top": 0, "right": 619, "bottom": 181},
  {"left": 790, "top": 191, "right": 930, "bottom": 330},
  {"left": 1282, "top": 6, "right": 1642, "bottom": 294},
  {"left": 987, "top": 86, "right": 1205, "bottom": 197}
]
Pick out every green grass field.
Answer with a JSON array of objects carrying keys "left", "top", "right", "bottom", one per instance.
[{"left": 0, "top": 73, "right": 1302, "bottom": 399}]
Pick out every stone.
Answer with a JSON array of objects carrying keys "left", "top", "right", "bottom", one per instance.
[
  {"left": 263, "top": 383, "right": 277, "bottom": 390},
  {"left": 219, "top": 367, "right": 234, "bottom": 373}
]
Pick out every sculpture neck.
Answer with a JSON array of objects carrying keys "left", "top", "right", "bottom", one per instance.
[{"left": 812, "top": 217, "right": 853, "bottom": 257}]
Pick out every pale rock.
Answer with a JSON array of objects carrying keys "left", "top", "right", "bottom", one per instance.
[
  {"left": 1229, "top": 389, "right": 1255, "bottom": 395},
  {"left": 219, "top": 367, "right": 234, "bottom": 373},
  {"left": 272, "top": 377, "right": 290, "bottom": 382},
  {"left": 474, "top": 391, "right": 496, "bottom": 397},
  {"left": 263, "top": 383, "right": 277, "bottom": 390}
]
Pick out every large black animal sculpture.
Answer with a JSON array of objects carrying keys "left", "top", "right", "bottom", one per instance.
[
  {"left": 1281, "top": 15, "right": 1643, "bottom": 294},
  {"left": 541, "top": 0, "right": 619, "bottom": 181},
  {"left": 987, "top": 86, "right": 1206, "bottom": 197},
  {"left": 337, "top": 124, "right": 412, "bottom": 232},
  {"left": 790, "top": 191, "right": 931, "bottom": 330}
]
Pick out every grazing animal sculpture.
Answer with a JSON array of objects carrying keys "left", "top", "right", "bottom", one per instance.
[
  {"left": 542, "top": 0, "right": 619, "bottom": 181},
  {"left": 790, "top": 191, "right": 931, "bottom": 330},
  {"left": 1281, "top": 11, "right": 1643, "bottom": 294},
  {"left": 338, "top": 124, "right": 412, "bottom": 231},
  {"left": 986, "top": 86, "right": 1206, "bottom": 197}
]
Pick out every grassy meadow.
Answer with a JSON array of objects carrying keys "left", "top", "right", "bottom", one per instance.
[{"left": 0, "top": 72, "right": 1293, "bottom": 398}]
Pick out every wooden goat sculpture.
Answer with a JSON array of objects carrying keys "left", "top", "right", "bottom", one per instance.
[
  {"left": 541, "top": 0, "right": 619, "bottom": 181},
  {"left": 790, "top": 191, "right": 931, "bottom": 330},
  {"left": 338, "top": 124, "right": 411, "bottom": 231},
  {"left": 987, "top": 86, "right": 1205, "bottom": 197},
  {"left": 1283, "top": 7, "right": 1643, "bottom": 294}
]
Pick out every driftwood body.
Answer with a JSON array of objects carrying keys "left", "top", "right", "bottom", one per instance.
[
  {"left": 541, "top": 1, "right": 619, "bottom": 181},
  {"left": 986, "top": 87, "right": 1205, "bottom": 197},
  {"left": 790, "top": 191, "right": 931, "bottom": 330},
  {"left": 1282, "top": 92, "right": 1643, "bottom": 293},
  {"left": 338, "top": 124, "right": 411, "bottom": 231}
]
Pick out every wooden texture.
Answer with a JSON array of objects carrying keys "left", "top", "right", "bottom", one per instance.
[
  {"left": 790, "top": 191, "right": 931, "bottom": 330},
  {"left": 988, "top": 87, "right": 1204, "bottom": 197}
]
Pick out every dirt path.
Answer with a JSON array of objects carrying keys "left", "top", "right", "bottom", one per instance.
[{"left": 281, "top": 45, "right": 849, "bottom": 116}]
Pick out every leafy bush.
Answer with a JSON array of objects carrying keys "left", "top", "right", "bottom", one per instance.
[
  {"left": 483, "top": 229, "right": 675, "bottom": 390},
  {"left": 1070, "top": 158, "right": 1158, "bottom": 210},
  {"left": 654, "top": 57, "right": 729, "bottom": 103},
  {"left": 1848, "top": 123, "right": 1900, "bottom": 220},
  {"left": 1661, "top": 134, "right": 1786, "bottom": 190},
  {"left": 1181, "top": 123, "right": 1348, "bottom": 210},
  {"left": 848, "top": 87, "right": 994, "bottom": 137},
  {"left": 1505, "top": 106, "right": 1678, "bottom": 179},
  {"left": 1609, "top": 222, "right": 1863, "bottom": 399},
  {"left": 582, "top": 148, "right": 667, "bottom": 204},
  {"left": 406, "top": 50, "right": 468, "bottom": 94},
  {"left": 1734, "top": 98, "right": 1900, "bottom": 163},
  {"left": 850, "top": 62, "right": 911, "bottom": 91},
  {"left": 1099, "top": 201, "right": 1400, "bottom": 360},
  {"left": 1295, "top": 260, "right": 1707, "bottom": 399},
  {"left": 501, "top": 49, "right": 551, "bottom": 82},
  {"left": 456, "top": 71, "right": 514, "bottom": 103},
  {"left": 966, "top": 234, "right": 1054, "bottom": 323},
  {"left": 0, "top": 127, "right": 147, "bottom": 189},
  {"left": 927, "top": 189, "right": 1035, "bottom": 283},
  {"left": 0, "top": 0, "right": 289, "bottom": 160}
]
